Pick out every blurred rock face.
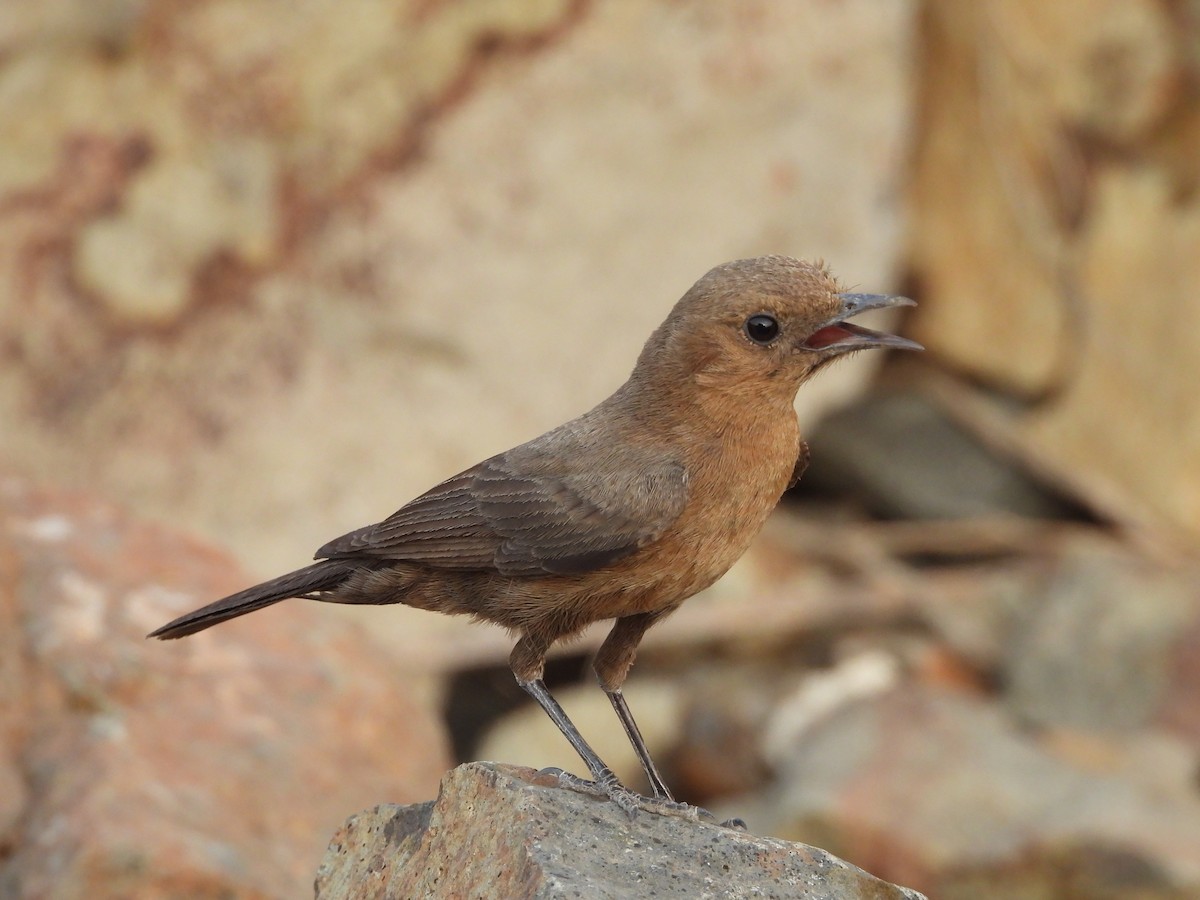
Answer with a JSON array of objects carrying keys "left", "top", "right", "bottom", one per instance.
[
  {"left": 0, "top": 474, "right": 449, "bottom": 898},
  {"left": 909, "top": 0, "right": 1200, "bottom": 542},
  {"left": 749, "top": 684, "right": 1200, "bottom": 899},
  {"left": 0, "top": 0, "right": 914, "bottom": 575}
]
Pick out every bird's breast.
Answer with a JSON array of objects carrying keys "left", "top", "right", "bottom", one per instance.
[{"left": 599, "top": 406, "right": 800, "bottom": 616}]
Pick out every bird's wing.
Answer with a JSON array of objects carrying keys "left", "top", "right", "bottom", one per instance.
[{"left": 315, "top": 447, "right": 688, "bottom": 577}]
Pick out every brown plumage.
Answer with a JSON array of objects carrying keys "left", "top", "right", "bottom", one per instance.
[{"left": 150, "top": 256, "right": 921, "bottom": 818}]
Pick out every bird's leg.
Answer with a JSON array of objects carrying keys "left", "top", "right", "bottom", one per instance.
[
  {"left": 606, "top": 690, "right": 672, "bottom": 798},
  {"left": 594, "top": 614, "right": 746, "bottom": 830},
  {"left": 515, "top": 678, "right": 635, "bottom": 807},
  {"left": 511, "top": 631, "right": 700, "bottom": 821},
  {"left": 594, "top": 612, "right": 675, "bottom": 800},
  {"left": 510, "top": 633, "right": 636, "bottom": 809}
]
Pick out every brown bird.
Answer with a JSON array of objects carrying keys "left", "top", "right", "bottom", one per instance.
[{"left": 150, "top": 256, "right": 921, "bottom": 819}]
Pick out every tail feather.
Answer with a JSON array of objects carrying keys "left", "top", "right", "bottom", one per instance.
[{"left": 149, "top": 560, "right": 351, "bottom": 640}]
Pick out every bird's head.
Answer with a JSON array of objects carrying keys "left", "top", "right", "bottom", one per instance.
[{"left": 636, "top": 256, "right": 922, "bottom": 400}]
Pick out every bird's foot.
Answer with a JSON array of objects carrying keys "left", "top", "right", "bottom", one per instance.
[
  {"left": 637, "top": 795, "right": 752, "bottom": 829},
  {"left": 535, "top": 767, "right": 743, "bottom": 828},
  {"left": 537, "top": 766, "right": 641, "bottom": 816},
  {"left": 537, "top": 767, "right": 610, "bottom": 800}
]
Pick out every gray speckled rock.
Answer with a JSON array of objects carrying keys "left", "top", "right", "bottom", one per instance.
[{"left": 314, "top": 762, "right": 926, "bottom": 900}]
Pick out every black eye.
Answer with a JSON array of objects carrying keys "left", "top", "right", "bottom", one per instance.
[{"left": 744, "top": 313, "right": 780, "bottom": 345}]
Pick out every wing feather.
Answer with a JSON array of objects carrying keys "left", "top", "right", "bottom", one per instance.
[{"left": 315, "top": 442, "right": 687, "bottom": 577}]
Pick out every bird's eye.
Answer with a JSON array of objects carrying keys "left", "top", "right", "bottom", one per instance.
[{"left": 744, "top": 313, "right": 780, "bottom": 345}]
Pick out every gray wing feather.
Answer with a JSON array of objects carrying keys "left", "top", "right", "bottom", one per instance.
[{"left": 315, "top": 445, "right": 688, "bottom": 577}]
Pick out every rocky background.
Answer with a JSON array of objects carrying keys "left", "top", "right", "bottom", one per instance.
[{"left": 2, "top": 1, "right": 1199, "bottom": 897}]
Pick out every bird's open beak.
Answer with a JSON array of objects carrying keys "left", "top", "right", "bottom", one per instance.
[{"left": 800, "top": 293, "right": 924, "bottom": 353}]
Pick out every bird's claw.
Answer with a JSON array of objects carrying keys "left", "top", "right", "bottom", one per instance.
[
  {"left": 536, "top": 767, "right": 610, "bottom": 799},
  {"left": 537, "top": 766, "right": 640, "bottom": 816},
  {"left": 536, "top": 766, "right": 738, "bottom": 826}
]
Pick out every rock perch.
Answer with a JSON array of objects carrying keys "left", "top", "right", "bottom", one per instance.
[{"left": 315, "top": 762, "right": 926, "bottom": 899}]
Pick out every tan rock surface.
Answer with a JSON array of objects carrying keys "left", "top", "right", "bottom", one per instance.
[
  {"left": 908, "top": 0, "right": 1200, "bottom": 541},
  {"left": 0, "top": 0, "right": 916, "bottom": 596},
  {"left": 315, "top": 761, "right": 927, "bottom": 900},
  {"left": 0, "top": 474, "right": 449, "bottom": 898}
]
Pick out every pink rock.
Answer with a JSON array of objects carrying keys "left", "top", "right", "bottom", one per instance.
[{"left": 0, "top": 475, "right": 450, "bottom": 898}]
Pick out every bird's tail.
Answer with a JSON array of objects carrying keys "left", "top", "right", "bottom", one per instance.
[{"left": 148, "top": 560, "right": 352, "bottom": 640}]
